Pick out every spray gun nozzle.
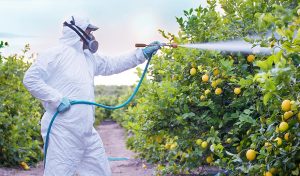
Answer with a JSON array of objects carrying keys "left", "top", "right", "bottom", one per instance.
[
  {"left": 169, "top": 43, "right": 178, "bottom": 48},
  {"left": 135, "top": 43, "right": 178, "bottom": 48}
]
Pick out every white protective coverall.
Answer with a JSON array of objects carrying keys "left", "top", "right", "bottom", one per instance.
[{"left": 23, "top": 16, "right": 146, "bottom": 176}]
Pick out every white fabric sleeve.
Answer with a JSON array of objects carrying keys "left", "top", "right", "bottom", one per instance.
[
  {"left": 23, "top": 52, "right": 63, "bottom": 110},
  {"left": 91, "top": 48, "right": 146, "bottom": 76}
]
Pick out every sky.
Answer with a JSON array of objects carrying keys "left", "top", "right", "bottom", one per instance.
[{"left": 0, "top": 0, "right": 206, "bottom": 85}]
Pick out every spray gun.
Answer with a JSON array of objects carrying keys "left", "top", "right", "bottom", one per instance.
[{"left": 135, "top": 43, "right": 178, "bottom": 48}]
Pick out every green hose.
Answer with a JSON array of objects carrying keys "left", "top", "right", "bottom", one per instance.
[{"left": 44, "top": 58, "right": 151, "bottom": 167}]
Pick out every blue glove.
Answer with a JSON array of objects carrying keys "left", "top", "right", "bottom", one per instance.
[
  {"left": 57, "top": 97, "right": 71, "bottom": 113},
  {"left": 142, "top": 41, "right": 161, "bottom": 60}
]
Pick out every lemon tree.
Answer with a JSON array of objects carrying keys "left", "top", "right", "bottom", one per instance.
[
  {"left": 0, "top": 44, "right": 43, "bottom": 167},
  {"left": 112, "top": 0, "right": 300, "bottom": 175}
]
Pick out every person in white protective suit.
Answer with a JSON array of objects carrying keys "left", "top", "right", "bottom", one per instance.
[{"left": 23, "top": 16, "right": 160, "bottom": 176}]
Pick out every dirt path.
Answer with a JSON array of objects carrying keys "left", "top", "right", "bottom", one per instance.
[
  {"left": 0, "top": 120, "right": 153, "bottom": 176},
  {"left": 98, "top": 120, "right": 153, "bottom": 176}
]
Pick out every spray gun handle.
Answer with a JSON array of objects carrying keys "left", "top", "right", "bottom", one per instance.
[
  {"left": 135, "top": 43, "right": 147, "bottom": 47},
  {"left": 135, "top": 43, "right": 161, "bottom": 47}
]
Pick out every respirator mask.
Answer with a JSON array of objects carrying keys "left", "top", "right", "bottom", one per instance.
[{"left": 63, "top": 16, "right": 99, "bottom": 53}]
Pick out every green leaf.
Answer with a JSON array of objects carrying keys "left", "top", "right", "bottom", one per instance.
[
  {"left": 239, "top": 76, "right": 253, "bottom": 87},
  {"left": 220, "top": 59, "right": 234, "bottom": 72},
  {"left": 263, "top": 92, "right": 272, "bottom": 105},
  {"left": 276, "top": 28, "right": 285, "bottom": 37},
  {"left": 255, "top": 56, "right": 273, "bottom": 71},
  {"left": 262, "top": 13, "right": 275, "bottom": 23},
  {"left": 182, "top": 112, "right": 195, "bottom": 119}
]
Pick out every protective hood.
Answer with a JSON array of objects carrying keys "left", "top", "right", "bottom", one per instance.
[{"left": 59, "top": 16, "right": 91, "bottom": 47}]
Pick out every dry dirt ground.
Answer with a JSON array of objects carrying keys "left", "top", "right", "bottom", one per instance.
[{"left": 0, "top": 120, "right": 154, "bottom": 176}]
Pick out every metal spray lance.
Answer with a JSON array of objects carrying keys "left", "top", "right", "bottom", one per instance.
[{"left": 135, "top": 43, "right": 178, "bottom": 48}]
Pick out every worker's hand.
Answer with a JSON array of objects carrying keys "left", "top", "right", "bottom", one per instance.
[
  {"left": 142, "top": 41, "right": 161, "bottom": 60},
  {"left": 57, "top": 97, "right": 71, "bottom": 113}
]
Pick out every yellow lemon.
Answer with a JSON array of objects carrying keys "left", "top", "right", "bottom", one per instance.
[
  {"left": 170, "top": 143, "right": 177, "bottom": 150},
  {"left": 201, "top": 141, "right": 208, "bottom": 149},
  {"left": 281, "top": 100, "right": 291, "bottom": 112},
  {"left": 213, "top": 68, "right": 219, "bottom": 76},
  {"left": 211, "top": 81, "right": 218, "bottom": 88},
  {"left": 202, "top": 74, "right": 209, "bottom": 82},
  {"left": 20, "top": 162, "right": 30, "bottom": 170},
  {"left": 264, "top": 142, "right": 272, "bottom": 147},
  {"left": 200, "top": 95, "right": 206, "bottom": 100},
  {"left": 284, "top": 133, "right": 289, "bottom": 141},
  {"left": 196, "top": 139, "right": 202, "bottom": 146},
  {"left": 264, "top": 142, "right": 272, "bottom": 152},
  {"left": 205, "top": 89, "right": 211, "bottom": 95},
  {"left": 23, "top": 165, "right": 30, "bottom": 170},
  {"left": 190, "top": 68, "right": 197, "bottom": 76},
  {"left": 206, "top": 156, "right": 213, "bottom": 163},
  {"left": 279, "top": 122, "right": 289, "bottom": 132},
  {"left": 247, "top": 55, "right": 255, "bottom": 62},
  {"left": 283, "top": 111, "right": 293, "bottom": 120},
  {"left": 270, "top": 168, "right": 277, "bottom": 174},
  {"left": 246, "top": 149, "right": 256, "bottom": 161},
  {"left": 234, "top": 87, "right": 241, "bottom": 95},
  {"left": 274, "top": 137, "right": 282, "bottom": 146},
  {"left": 215, "top": 88, "right": 222, "bottom": 95},
  {"left": 264, "top": 171, "right": 272, "bottom": 176}
]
